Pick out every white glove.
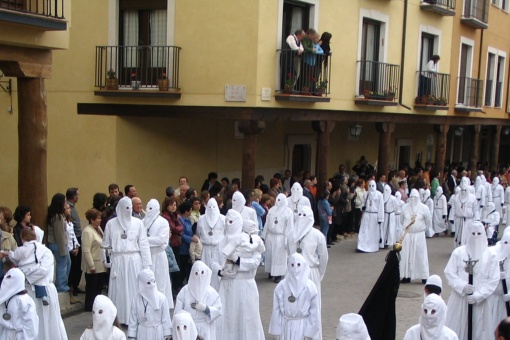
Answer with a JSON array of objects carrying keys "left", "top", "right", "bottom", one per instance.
[
  {"left": 219, "top": 270, "right": 236, "bottom": 279},
  {"left": 504, "top": 293, "right": 510, "bottom": 302},
  {"left": 195, "top": 302, "right": 207, "bottom": 312},
  {"left": 228, "top": 252, "right": 239, "bottom": 263},
  {"left": 103, "top": 261, "right": 112, "bottom": 269},
  {"left": 463, "top": 284, "right": 474, "bottom": 295},
  {"left": 467, "top": 295, "right": 476, "bottom": 304}
]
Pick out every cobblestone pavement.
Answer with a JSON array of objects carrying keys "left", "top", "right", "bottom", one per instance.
[{"left": 63, "top": 232, "right": 456, "bottom": 339}]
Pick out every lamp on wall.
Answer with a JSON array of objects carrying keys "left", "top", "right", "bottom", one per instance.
[
  {"left": 504, "top": 127, "right": 510, "bottom": 136},
  {"left": 348, "top": 124, "right": 363, "bottom": 139},
  {"left": 454, "top": 127, "right": 464, "bottom": 137}
]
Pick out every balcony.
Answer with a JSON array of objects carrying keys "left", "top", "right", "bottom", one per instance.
[
  {"left": 414, "top": 71, "right": 450, "bottom": 110},
  {"left": 0, "top": 0, "right": 67, "bottom": 30},
  {"left": 485, "top": 80, "right": 503, "bottom": 107},
  {"left": 455, "top": 77, "right": 483, "bottom": 112},
  {"left": 420, "top": 0, "right": 456, "bottom": 16},
  {"left": 94, "top": 45, "right": 181, "bottom": 99},
  {"left": 461, "top": 0, "right": 489, "bottom": 29},
  {"left": 355, "top": 60, "right": 400, "bottom": 107},
  {"left": 275, "top": 49, "right": 331, "bottom": 103}
]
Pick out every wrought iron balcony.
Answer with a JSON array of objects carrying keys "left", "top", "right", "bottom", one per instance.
[
  {"left": 0, "top": 0, "right": 66, "bottom": 30},
  {"left": 355, "top": 60, "right": 400, "bottom": 106},
  {"left": 484, "top": 80, "right": 503, "bottom": 107},
  {"left": 461, "top": 0, "right": 489, "bottom": 29},
  {"left": 95, "top": 45, "right": 181, "bottom": 95},
  {"left": 420, "top": 0, "right": 456, "bottom": 16},
  {"left": 414, "top": 71, "right": 450, "bottom": 110},
  {"left": 455, "top": 77, "right": 483, "bottom": 112},
  {"left": 275, "top": 49, "right": 331, "bottom": 102}
]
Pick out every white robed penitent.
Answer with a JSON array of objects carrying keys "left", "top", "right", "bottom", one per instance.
[
  {"left": 197, "top": 198, "right": 226, "bottom": 291},
  {"left": 449, "top": 177, "right": 477, "bottom": 247},
  {"left": 287, "top": 182, "right": 311, "bottom": 224},
  {"left": 80, "top": 295, "right": 126, "bottom": 340},
  {"left": 432, "top": 187, "right": 448, "bottom": 233},
  {"left": 269, "top": 253, "right": 320, "bottom": 340},
  {"left": 0, "top": 268, "right": 39, "bottom": 340},
  {"left": 175, "top": 261, "right": 222, "bottom": 340},
  {"left": 103, "top": 197, "right": 152, "bottom": 324},
  {"left": 357, "top": 180, "right": 384, "bottom": 253},
  {"left": 262, "top": 193, "right": 294, "bottom": 277},
  {"left": 381, "top": 184, "right": 397, "bottom": 247},
  {"left": 143, "top": 199, "right": 173, "bottom": 309}
]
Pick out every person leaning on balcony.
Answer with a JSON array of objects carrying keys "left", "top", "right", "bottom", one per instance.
[
  {"left": 285, "top": 29, "right": 305, "bottom": 89},
  {"left": 420, "top": 55, "right": 440, "bottom": 97}
]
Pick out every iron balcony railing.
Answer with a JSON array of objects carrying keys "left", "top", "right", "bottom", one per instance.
[
  {"left": 457, "top": 77, "right": 483, "bottom": 107},
  {"left": 416, "top": 71, "right": 451, "bottom": 103},
  {"left": 277, "top": 49, "right": 331, "bottom": 95},
  {"left": 422, "top": 0, "right": 456, "bottom": 10},
  {"left": 485, "top": 80, "right": 503, "bottom": 107},
  {"left": 463, "top": 0, "right": 489, "bottom": 23},
  {"left": 0, "top": 0, "right": 65, "bottom": 19},
  {"left": 357, "top": 60, "right": 400, "bottom": 100},
  {"left": 95, "top": 45, "right": 181, "bottom": 90}
]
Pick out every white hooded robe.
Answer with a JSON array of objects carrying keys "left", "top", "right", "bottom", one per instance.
[
  {"left": 80, "top": 295, "right": 126, "bottom": 340},
  {"left": 449, "top": 177, "right": 477, "bottom": 247},
  {"left": 433, "top": 187, "right": 448, "bottom": 233},
  {"left": 381, "top": 184, "right": 397, "bottom": 247},
  {"left": 357, "top": 180, "right": 384, "bottom": 253}
]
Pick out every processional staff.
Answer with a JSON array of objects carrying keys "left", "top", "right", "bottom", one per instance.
[
  {"left": 500, "top": 258, "right": 510, "bottom": 316},
  {"left": 464, "top": 256, "right": 478, "bottom": 340}
]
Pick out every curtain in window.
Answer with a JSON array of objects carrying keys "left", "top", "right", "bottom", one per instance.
[
  {"left": 290, "top": 8, "right": 302, "bottom": 34},
  {"left": 150, "top": 9, "right": 167, "bottom": 67},
  {"left": 123, "top": 10, "right": 139, "bottom": 67}
]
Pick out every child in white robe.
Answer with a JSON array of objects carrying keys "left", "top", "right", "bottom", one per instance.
[
  {"left": 80, "top": 295, "right": 126, "bottom": 340},
  {"left": 0, "top": 268, "right": 39, "bottom": 340},
  {"left": 127, "top": 269, "right": 172, "bottom": 340},
  {"left": 172, "top": 311, "right": 198, "bottom": 340},
  {"left": 269, "top": 253, "right": 320, "bottom": 340}
]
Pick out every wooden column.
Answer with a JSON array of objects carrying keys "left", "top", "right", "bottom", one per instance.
[
  {"left": 433, "top": 124, "right": 449, "bottom": 178},
  {"left": 376, "top": 122, "right": 395, "bottom": 177},
  {"left": 490, "top": 125, "right": 502, "bottom": 172},
  {"left": 312, "top": 121, "right": 336, "bottom": 195},
  {"left": 18, "top": 77, "right": 48, "bottom": 228},
  {"left": 469, "top": 125, "right": 481, "bottom": 181},
  {"left": 238, "top": 120, "right": 265, "bottom": 191}
]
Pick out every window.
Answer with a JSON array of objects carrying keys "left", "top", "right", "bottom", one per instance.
[
  {"left": 457, "top": 39, "right": 475, "bottom": 105},
  {"left": 418, "top": 32, "right": 439, "bottom": 97},
  {"left": 281, "top": 1, "right": 311, "bottom": 47},
  {"left": 492, "top": 0, "right": 500, "bottom": 7},
  {"left": 485, "top": 48, "right": 506, "bottom": 107}
]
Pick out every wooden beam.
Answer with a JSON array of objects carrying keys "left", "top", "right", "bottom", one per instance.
[
  {"left": 490, "top": 125, "right": 502, "bottom": 172},
  {"left": 376, "top": 122, "right": 395, "bottom": 177},
  {"left": 238, "top": 121, "right": 265, "bottom": 191},
  {"left": 312, "top": 121, "right": 336, "bottom": 195},
  {"left": 0, "top": 44, "right": 52, "bottom": 78},
  {"left": 469, "top": 125, "right": 481, "bottom": 181},
  {"left": 77, "top": 103, "right": 510, "bottom": 126},
  {"left": 434, "top": 124, "right": 449, "bottom": 176}
]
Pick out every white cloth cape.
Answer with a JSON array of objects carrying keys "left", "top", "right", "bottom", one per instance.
[
  {"left": 449, "top": 191, "right": 477, "bottom": 247},
  {"left": 103, "top": 216, "right": 152, "bottom": 324},
  {"left": 381, "top": 194, "right": 397, "bottom": 247},
  {"left": 197, "top": 212, "right": 226, "bottom": 291},
  {"left": 262, "top": 194, "right": 294, "bottom": 276},
  {"left": 357, "top": 189, "right": 384, "bottom": 252},
  {"left": 127, "top": 291, "right": 172, "bottom": 339},
  {"left": 433, "top": 193, "right": 448, "bottom": 233}
]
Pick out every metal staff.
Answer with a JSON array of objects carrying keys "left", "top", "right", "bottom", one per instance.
[
  {"left": 393, "top": 215, "right": 416, "bottom": 252},
  {"left": 464, "top": 256, "right": 478, "bottom": 340},
  {"left": 499, "top": 258, "right": 510, "bottom": 316}
]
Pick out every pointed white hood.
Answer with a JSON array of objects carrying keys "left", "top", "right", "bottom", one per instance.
[
  {"left": 409, "top": 189, "right": 420, "bottom": 209},
  {"left": 435, "top": 186, "right": 443, "bottom": 199},
  {"left": 336, "top": 313, "right": 371, "bottom": 340},
  {"left": 466, "top": 221, "right": 487, "bottom": 261},
  {"left": 285, "top": 253, "right": 311, "bottom": 298},
  {"left": 92, "top": 295, "right": 118, "bottom": 340},
  {"left": 419, "top": 293, "right": 447, "bottom": 340},
  {"left": 225, "top": 209, "right": 243, "bottom": 241},
  {"left": 394, "top": 191, "right": 402, "bottom": 202},
  {"left": 143, "top": 199, "right": 160, "bottom": 230},
  {"left": 383, "top": 184, "right": 392, "bottom": 203},
  {"left": 498, "top": 231, "right": 510, "bottom": 260},
  {"left": 188, "top": 261, "right": 212, "bottom": 302},
  {"left": 116, "top": 196, "right": 133, "bottom": 232},
  {"left": 173, "top": 310, "right": 198, "bottom": 340},
  {"left": 205, "top": 198, "right": 221, "bottom": 227},
  {"left": 138, "top": 268, "right": 159, "bottom": 309},
  {"left": 423, "top": 189, "right": 431, "bottom": 201},
  {"left": 290, "top": 182, "right": 304, "bottom": 203},
  {"left": 232, "top": 191, "right": 246, "bottom": 212},
  {"left": 475, "top": 176, "right": 483, "bottom": 191},
  {"left": 295, "top": 205, "right": 314, "bottom": 241},
  {"left": 0, "top": 268, "right": 25, "bottom": 304},
  {"left": 419, "top": 189, "right": 425, "bottom": 203},
  {"left": 274, "top": 193, "right": 288, "bottom": 215},
  {"left": 492, "top": 177, "right": 500, "bottom": 189},
  {"left": 367, "top": 180, "right": 376, "bottom": 193}
]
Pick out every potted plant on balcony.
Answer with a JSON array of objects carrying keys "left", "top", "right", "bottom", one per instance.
[
  {"left": 159, "top": 73, "right": 169, "bottom": 91},
  {"left": 302, "top": 77, "right": 313, "bottom": 94},
  {"left": 439, "top": 97, "right": 447, "bottom": 106},
  {"left": 315, "top": 79, "right": 328, "bottom": 96},
  {"left": 131, "top": 73, "right": 141, "bottom": 90},
  {"left": 426, "top": 95, "right": 435, "bottom": 105},
  {"left": 384, "top": 88, "right": 396, "bottom": 101},
  {"left": 106, "top": 69, "right": 118, "bottom": 90},
  {"left": 284, "top": 73, "right": 295, "bottom": 94}
]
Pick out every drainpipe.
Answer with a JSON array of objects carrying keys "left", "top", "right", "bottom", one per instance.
[
  {"left": 399, "top": 0, "right": 411, "bottom": 110},
  {"left": 476, "top": 29, "right": 484, "bottom": 108}
]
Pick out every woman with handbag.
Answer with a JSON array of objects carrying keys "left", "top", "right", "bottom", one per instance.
[{"left": 162, "top": 197, "right": 184, "bottom": 294}]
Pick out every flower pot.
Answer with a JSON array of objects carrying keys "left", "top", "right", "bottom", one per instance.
[
  {"left": 131, "top": 81, "right": 141, "bottom": 90},
  {"left": 284, "top": 85, "right": 292, "bottom": 94},
  {"left": 385, "top": 95, "right": 394, "bottom": 101},
  {"left": 302, "top": 86, "right": 310, "bottom": 94},
  {"left": 106, "top": 78, "right": 118, "bottom": 90},
  {"left": 159, "top": 79, "right": 169, "bottom": 91},
  {"left": 421, "top": 96, "right": 428, "bottom": 104},
  {"left": 315, "top": 89, "right": 323, "bottom": 96},
  {"left": 439, "top": 101, "right": 447, "bottom": 106}
]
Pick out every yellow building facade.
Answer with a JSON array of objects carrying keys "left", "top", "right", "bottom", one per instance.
[{"left": 0, "top": 0, "right": 509, "bottom": 214}]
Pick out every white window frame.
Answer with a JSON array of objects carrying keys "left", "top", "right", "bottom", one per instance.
[
  {"left": 416, "top": 25, "right": 442, "bottom": 71},
  {"left": 355, "top": 9, "right": 389, "bottom": 96},
  {"left": 456, "top": 36, "right": 475, "bottom": 106},
  {"left": 503, "top": 0, "right": 509, "bottom": 12},
  {"left": 491, "top": 0, "right": 501, "bottom": 8},
  {"left": 107, "top": 0, "right": 175, "bottom": 46},
  {"left": 484, "top": 47, "right": 506, "bottom": 108}
]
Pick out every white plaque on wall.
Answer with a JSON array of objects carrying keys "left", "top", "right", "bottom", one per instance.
[
  {"left": 261, "top": 87, "right": 272, "bottom": 101},
  {"left": 225, "top": 85, "right": 246, "bottom": 102}
]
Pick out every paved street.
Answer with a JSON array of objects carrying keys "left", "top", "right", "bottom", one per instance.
[{"left": 63, "top": 233, "right": 456, "bottom": 339}]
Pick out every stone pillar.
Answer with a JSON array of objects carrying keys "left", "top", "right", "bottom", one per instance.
[
  {"left": 433, "top": 124, "right": 449, "bottom": 179},
  {"left": 490, "top": 125, "right": 502, "bottom": 172},
  {"left": 18, "top": 78, "right": 48, "bottom": 229},
  {"left": 469, "top": 125, "right": 481, "bottom": 181},
  {"left": 238, "top": 120, "right": 265, "bottom": 191},
  {"left": 312, "top": 121, "right": 336, "bottom": 195},
  {"left": 376, "top": 122, "right": 395, "bottom": 177}
]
